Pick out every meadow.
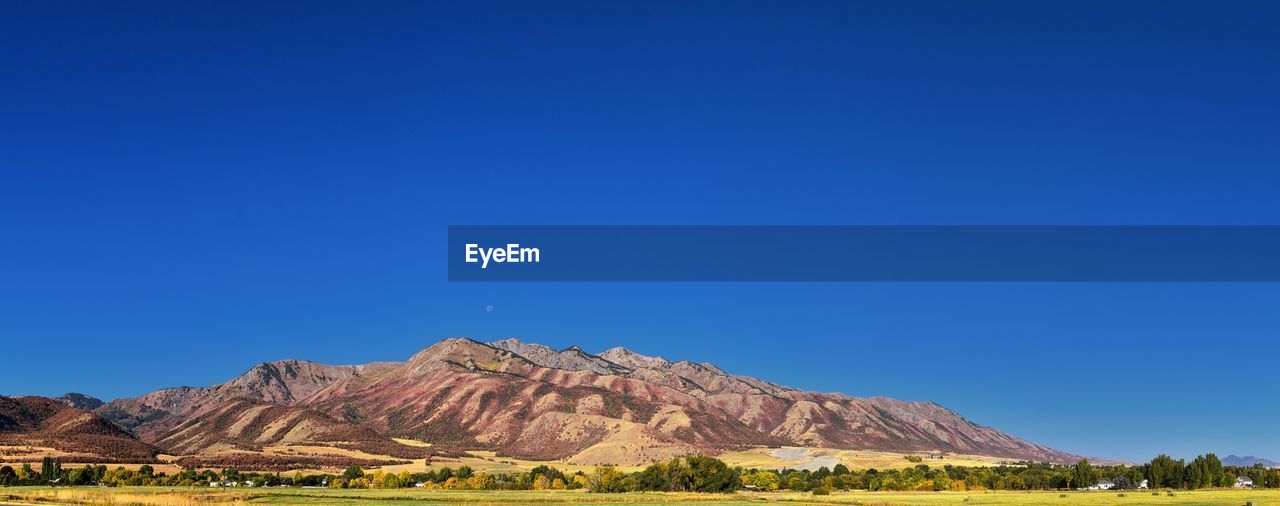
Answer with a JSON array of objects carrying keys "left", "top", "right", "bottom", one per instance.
[{"left": 2, "top": 487, "right": 1278, "bottom": 506}]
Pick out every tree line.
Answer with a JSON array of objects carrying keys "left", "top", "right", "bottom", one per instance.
[{"left": 3, "top": 453, "right": 1279, "bottom": 492}]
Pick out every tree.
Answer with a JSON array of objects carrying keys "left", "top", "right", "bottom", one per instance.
[
  {"left": 685, "top": 456, "right": 740, "bottom": 493},
  {"left": 586, "top": 466, "right": 626, "bottom": 493},
  {"left": 742, "top": 470, "right": 780, "bottom": 491},
  {"left": 1073, "top": 459, "right": 1095, "bottom": 489},
  {"left": 41, "top": 457, "right": 53, "bottom": 482},
  {"left": 1205, "top": 453, "right": 1224, "bottom": 487},
  {"left": 1147, "top": 454, "right": 1183, "bottom": 489},
  {"left": 342, "top": 465, "right": 364, "bottom": 481}
]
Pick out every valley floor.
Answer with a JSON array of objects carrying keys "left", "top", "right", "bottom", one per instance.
[{"left": 1, "top": 487, "right": 1279, "bottom": 506}]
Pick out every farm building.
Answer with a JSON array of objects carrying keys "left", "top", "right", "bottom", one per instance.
[
  {"left": 1235, "top": 476, "right": 1255, "bottom": 488},
  {"left": 1086, "top": 479, "right": 1116, "bottom": 490}
]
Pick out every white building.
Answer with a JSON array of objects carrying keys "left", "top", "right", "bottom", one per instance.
[
  {"left": 1235, "top": 476, "right": 1255, "bottom": 488},
  {"left": 1138, "top": 479, "right": 1149, "bottom": 489},
  {"left": 1086, "top": 480, "right": 1116, "bottom": 491}
]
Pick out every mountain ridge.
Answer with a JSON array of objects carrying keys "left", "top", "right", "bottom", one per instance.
[
  {"left": 80, "top": 337, "right": 1078, "bottom": 466},
  {"left": 1223, "top": 455, "right": 1280, "bottom": 468}
]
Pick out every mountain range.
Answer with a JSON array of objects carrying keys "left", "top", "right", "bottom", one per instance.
[
  {"left": 1, "top": 337, "right": 1079, "bottom": 468},
  {"left": 1222, "top": 455, "right": 1280, "bottom": 469}
]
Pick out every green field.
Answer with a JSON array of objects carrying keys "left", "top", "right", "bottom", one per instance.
[{"left": 2, "top": 487, "right": 1278, "bottom": 505}]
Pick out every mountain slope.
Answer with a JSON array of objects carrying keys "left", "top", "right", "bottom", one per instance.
[
  {"left": 95, "top": 337, "right": 1078, "bottom": 466},
  {"left": 0, "top": 396, "right": 157, "bottom": 462},
  {"left": 153, "top": 398, "right": 433, "bottom": 459},
  {"left": 97, "top": 359, "right": 397, "bottom": 440}
]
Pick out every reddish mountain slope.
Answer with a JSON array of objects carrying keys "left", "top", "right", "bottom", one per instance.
[
  {"left": 97, "top": 359, "right": 396, "bottom": 440},
  {"left": 0, "top": 396, "right": 157, "bottom": 462},
  {"left": 95, "top": 337, "right": 1078, "bottom": 465},
  {"left": 153, "top": 399, "right": 432, "bottom": 459}
]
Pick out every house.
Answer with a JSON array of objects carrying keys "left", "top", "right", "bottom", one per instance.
[
  {"left": 1086, "top": 480, "right": 1116, "bottom": 491},
  {"left": 414, "top": 482, "right": 426, "bottom": 488},
  {"left": 1138, "top": 479, "right": 1149, "bottom": 489},
  {"left": 1235, "top": 476, "right": 1255, "bottom": 488}
]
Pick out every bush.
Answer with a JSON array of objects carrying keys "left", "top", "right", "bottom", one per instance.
[{"left": 812, "top": 487, "right": 830, "bottom": 496}]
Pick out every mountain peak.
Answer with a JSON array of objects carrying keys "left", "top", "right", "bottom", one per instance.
[
  {"left": 58, "top": 392, "right": 105, "bottom": 411},
  {"left": 598, "top": 346, "right": 671, "bottom": 369}
]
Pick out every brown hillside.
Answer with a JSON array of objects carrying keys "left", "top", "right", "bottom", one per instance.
[
  {"left": 97, "top": 359, "right": 397, "bottom": 441},
  {"left": 0, "top": 396, "right": 157, "bottom": 462}
]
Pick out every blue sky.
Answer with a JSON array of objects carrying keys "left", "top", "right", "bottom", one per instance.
[{"left": 2, "top": 1, "right": 1279, "bottom": 463}]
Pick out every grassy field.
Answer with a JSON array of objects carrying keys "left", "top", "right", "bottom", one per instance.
[
  {"left": 4, "top": 444, "right": 1005, "bottom": 477},
  {"left": 717, "top": 447, "right": 1012, "bottom": 471},
  {"left": 2, "top": 487, "right": 1278, "bottom": 505}
]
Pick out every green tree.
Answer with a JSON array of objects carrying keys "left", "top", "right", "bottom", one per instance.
[
  {"left": 1148, "top": 454, "right": 1183, "bottom": 489},
  {"left": 1073, "top": 459, "right": 1095, "bottom": 489},
  {"left": 586, "top": 466, "right": 626, "bottom": 493},
  {"left": 342, "top": 465, "right": 364, "bottom": 481},
  {"left": 685, "top": 456, "right": 740, "bottom": 492},
  {"left": 742, "top": 470, "right": 780, "bottom": 491},
  {"left": 1205, "top": 453, "right": 1224, "bottom": 487}
]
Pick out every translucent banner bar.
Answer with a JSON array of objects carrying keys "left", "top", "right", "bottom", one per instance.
[{"left": 447, "top": 226, "right": 1280, "bottom": 282}]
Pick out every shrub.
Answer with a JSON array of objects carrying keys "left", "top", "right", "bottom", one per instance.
[{"left": 812, "top": 487, "right": 830, "bottom": 496}]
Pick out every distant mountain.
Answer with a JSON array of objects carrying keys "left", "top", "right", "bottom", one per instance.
[
  {"left": 1223, "top": 455, "right": 1280, "bottom": 468},
  {"left": 88, "top": 337, "right": 1078, "bottom": 466},
  {"left": 57, "top": 393, "right": 105, "bottom": 411}
]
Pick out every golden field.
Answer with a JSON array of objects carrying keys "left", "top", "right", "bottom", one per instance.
[{"left": 1, "top": 487, "right": 1278, "bottom": 505}]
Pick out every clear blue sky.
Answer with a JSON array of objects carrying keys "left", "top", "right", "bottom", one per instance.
[{"left": 2, "top": 1, "right": 1278, "bottom": 463}]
